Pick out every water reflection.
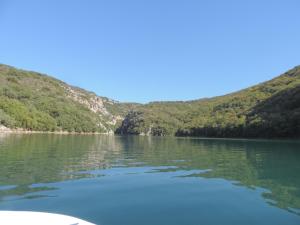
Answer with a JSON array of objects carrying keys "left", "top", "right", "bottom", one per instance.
[{"left": 0, "top": 134, "right": 299, "bottom": 216}]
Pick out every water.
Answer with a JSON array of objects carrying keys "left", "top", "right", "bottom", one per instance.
[{"left": 0, "top": 134, "right": 300, "bottom": 225}]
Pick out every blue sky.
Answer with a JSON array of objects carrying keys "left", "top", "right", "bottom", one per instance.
[{"left": 0, "top": 0, "right": 299, "bottom": 103}]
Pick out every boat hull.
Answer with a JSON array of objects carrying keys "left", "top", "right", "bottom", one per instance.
[{"left": 0, "top": 211, "right": 96, "bottom": 225}]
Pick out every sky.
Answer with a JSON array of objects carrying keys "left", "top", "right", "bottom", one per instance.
[{"left": 0, "top": 0, "right": 299, "bottom": 103}]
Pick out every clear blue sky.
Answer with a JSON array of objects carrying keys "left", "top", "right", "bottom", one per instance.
[{"left": 0, "top": 0, "right": 299, "bottom": 103}]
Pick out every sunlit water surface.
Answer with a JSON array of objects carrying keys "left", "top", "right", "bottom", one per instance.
[{"left": 0, "top": 134, "right": 299, "bottom": 225}]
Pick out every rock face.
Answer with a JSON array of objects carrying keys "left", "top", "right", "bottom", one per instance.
[
  {"left": 64, "top": 86, "right": 111, "bottom": 115},
  {"left": 115, "top": 111, "right": 144, "bottom": 135},
  {"left": 0, "top": 125, "right": 11, "bottom": 132},
  {"left": 63, "top": 85, "right": 124, "bottom": 131}
]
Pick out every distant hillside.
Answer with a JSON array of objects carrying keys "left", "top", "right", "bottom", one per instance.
[
  {"left": 1, "top": 64, "right": 299, "bottom": 138},
  {"left": 0, "top": 64, "right": 138, "bottom": 133},
  {"left": 116, "top": 66, "right": 300, "bottom": 138}
]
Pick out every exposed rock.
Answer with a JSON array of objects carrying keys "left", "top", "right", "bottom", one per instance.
[
  {"left": 62, "top": 85, "right": 124, "bottom": 128},
  {"left": 63, "top": 86, "right": 109, "bottom": 114},
  {"left": 0, "top": 125, "right": 12, "bottom": 132}
]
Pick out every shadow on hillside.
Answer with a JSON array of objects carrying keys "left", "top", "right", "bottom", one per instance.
[
  {"left": 176, "top": 85, "right": 300, "bottom": 138},
  {"left": 245, "top": 85, "right": 300, "bottom": 138}
]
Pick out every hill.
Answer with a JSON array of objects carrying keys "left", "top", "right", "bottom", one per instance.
[
  {"left": 116, "top": 66, "right": 300, "bottom": 138},
  {"left": 0, "top": 64, "right": 138, "bottom": 133},
  {"left": 1, "top": 64, "right": 299, "bottom": 138}
]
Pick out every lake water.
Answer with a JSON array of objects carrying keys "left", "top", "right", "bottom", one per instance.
[{"left": 0, "top": 134, "right": 299, "bottom": 225}]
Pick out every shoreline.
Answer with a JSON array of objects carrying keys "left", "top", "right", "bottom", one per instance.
[
  {"left": 0, "top": 126, "right": 113, "bottom": 135},
  {"left": 0, "top": 131, "right": 112, "bottom": 135},
  {"left": 1, "top": 126, "right": 298, "bottom": 140}
]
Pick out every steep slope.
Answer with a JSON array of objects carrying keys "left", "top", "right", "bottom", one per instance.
[
  {"left": 245, "top": 84, "right": 300, "bottom": 137},
  {"left": 0, "top": 64, "right": 137, "bottom": 133},
  {"left": 1, "top": 63, "right": 299, "bottom": 137},
  {"left": 117, "top": 66, "right": 300, "bottom": 138}
]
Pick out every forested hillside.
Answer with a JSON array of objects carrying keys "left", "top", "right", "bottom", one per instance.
[
  {"left": 117, "top": 66, "right": 300, "bottom": 138},
  {"left": 1, "top": 63, "right": 299, "bottom": 138},
  {"left": 0, "top": 64, "right": 137, "bottom": 133}
]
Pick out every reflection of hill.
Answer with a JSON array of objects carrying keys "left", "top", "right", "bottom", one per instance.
[
  {"left": 119, "top": 137, "right": 300, "bottom": 213},
  {"left": 0, "top": 135, "right": 299, "bottom": 214},
  {"left": 0, "top": 134, "right": 123, "bottom": 199}
]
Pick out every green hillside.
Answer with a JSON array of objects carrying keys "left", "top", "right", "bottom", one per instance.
[
  {"left": 1, "top": 63, "right": 299, "bottom": 138},
  {"left": 116, "top": 66, "right": 300, "bottom": 138},
  {"left": 0, "top": 64, "right": 137, "bottom": 133}
]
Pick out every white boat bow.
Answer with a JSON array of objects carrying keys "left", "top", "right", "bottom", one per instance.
[{"left": 0, "top": 211, "right": 96, "bottom": 225}]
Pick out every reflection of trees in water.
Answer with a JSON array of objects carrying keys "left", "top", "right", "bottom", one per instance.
[
  {"left": 0, "top": 134, "right": 123, "bottom": 200},
  {"left": 120, "top": 137, "right": 300, "bottom": 214},
  {"left": 0, "top": 134, "right": 299, "bottom": 214}
]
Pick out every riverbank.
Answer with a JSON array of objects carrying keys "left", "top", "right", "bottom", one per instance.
[{"left": 0, "top": 125, "right": 113, "bottom": 135}]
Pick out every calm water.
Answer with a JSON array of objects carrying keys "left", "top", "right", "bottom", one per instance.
[{"left": 0, "top": 134, "right": 300, "bottom": 225}]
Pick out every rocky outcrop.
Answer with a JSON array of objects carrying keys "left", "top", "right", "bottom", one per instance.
[
  {"left": 0, "top": 125, "right": 11, "bottom": 132},
  {"left": 64, "top": 86, "right": 110, "bottom": 114},
  {"left": 63, "top": 85, "right": 124, "bottom": 129}
]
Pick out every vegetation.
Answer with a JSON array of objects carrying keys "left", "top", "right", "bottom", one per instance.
[
  {"left": 117, "top": 66, "right": 300, "bottom": 138},
  {"left": 0, "top": 64, "right": 134, "bottom": 133},
  {"left": 1, "top": 63, "right": 299, "bottom": 138}
]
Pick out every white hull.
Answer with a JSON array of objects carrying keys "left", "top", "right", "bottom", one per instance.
[{"left": 0, "top": 211, "right": 96, "bottom": 225}]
